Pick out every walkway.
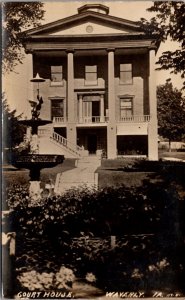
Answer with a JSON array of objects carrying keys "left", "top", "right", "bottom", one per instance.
[{"left": 54, "top": 156, "right": 101, "bottom": 195}]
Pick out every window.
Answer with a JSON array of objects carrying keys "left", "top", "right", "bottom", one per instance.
[
  {"left": 51, "top": 99, "right": 64, "bottom": 119},
  {"left": 85, "top": 65, "right": 97, "bottom": 85},
  {"left": 120, "top": 97, "right": 133, "bottom": 119},
  {"left": 51, "top": 66, "right": 63, "bottom": 85},
  {"left": 120, "top": 63, "right": 132, "bottom": 84}
]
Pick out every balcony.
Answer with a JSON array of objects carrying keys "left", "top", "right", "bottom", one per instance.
[
  {"left": 118, "top": 115, "right": 150, "bottom": 123},
  {"left": 53, "top": 117, "right": 66, "bottom": 123},
  {"left": 78, "top": 116, "right": 109, "bottom": 124}
]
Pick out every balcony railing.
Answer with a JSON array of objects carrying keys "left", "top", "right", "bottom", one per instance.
[
  {"left": 53, "top": 117, "right": 66, "bottom": 123},
  {"left": 79, "top": 116, "right": 109, "bottom": 124},
  {"left": 52, "top": 115, "right": 150, "bottom": 124},
  {"left": 118, "top": 115, "right": 150, "bottom": 123}
]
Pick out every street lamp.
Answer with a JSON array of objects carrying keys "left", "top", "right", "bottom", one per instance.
[
  {"left": 30, "top": 73, "right": 45, "bottom": 97},
  {"left": 29, "top": 73, "right": 45, "bottom": 120}
]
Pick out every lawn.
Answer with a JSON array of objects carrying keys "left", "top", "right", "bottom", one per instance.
[
  {"left": 97, "top": 156, "right": 185, "bottom": 193},
  {"left": 159, "top": 150, "right": 185, "bottom": 160},
  {"left": 3, "top": 158, "right": 76, "bottom": 187},
  {"left": 3, "top": 156, "right": 185, "bottom": 191}
]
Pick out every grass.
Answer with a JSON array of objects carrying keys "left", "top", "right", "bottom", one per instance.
[
  {"left": 159, "top": 150, "right": 185, "bottom": 160},
  {"left": 3, "top": 159, "right": 76, "bottom": 187},
  {"left": 3, "top": 154, "right": 185, "bottom": 191}
]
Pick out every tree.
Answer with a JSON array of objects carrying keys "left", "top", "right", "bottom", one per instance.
[
  {"left": 2, "top": 2, "right": 45, "bottom": 73},
  {"left": 157, "top": 80, "right": 185, "bottom": 151},
  {"left": 2, "top": 93, "right": 26, "bottom": 151},
  {"left": 139, "top": 1, "right": 185, "bottom": 89}
]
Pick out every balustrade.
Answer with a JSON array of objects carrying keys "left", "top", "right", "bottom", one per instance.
[
  {"left": 118, "top": 115, "right": 150, "bottom": 123},
  {"left": 52, "top": 115, "right": 150, "bottom": 124},
  {"left": 78, "top": 116, "right": 108, "bottom": 124},
  {"left": 51, "top": 132, "right": 83, "bottom": 155},
  {"left": 53, "top": 117, "right": 66, "bottom": 123}
]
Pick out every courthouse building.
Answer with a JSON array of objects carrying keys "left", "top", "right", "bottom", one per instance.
[{"left": 23, "top": 4, "right": 159, "bottom": 159}]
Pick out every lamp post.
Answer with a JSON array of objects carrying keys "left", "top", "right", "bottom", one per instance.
[
  {"left": 29, "top": 73, "right": 45, "bottom": 133},
  {"left": 30, "top": 73, "right": 45, "bottom": 98},
  {"left": 12, "top": 73, "right": 64, "bottom": 204}
]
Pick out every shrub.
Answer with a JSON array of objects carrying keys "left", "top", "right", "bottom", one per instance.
[
  {"left": 9, "top": 183, "right": 181, "bottom": 239},
  {"left": 17, "top": 266, "right": 75, "bottom": 292},
  {"left": 6, "top": 183, "right": 184, "bottom": 294}
]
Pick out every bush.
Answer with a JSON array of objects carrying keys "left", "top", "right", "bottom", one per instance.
[
  {"left": 8, "top": 183, "right": 181, "bottom": 238},
  {"left": 6, "top": 183, "right": 185, "bottom": 294}
]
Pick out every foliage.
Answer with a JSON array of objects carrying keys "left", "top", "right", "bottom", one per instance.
[
  {"left": 139, "top": 1, "right": 185, "bottom": 89},
  {"left": 14, "top": 140, "right": 30, "bottom": 155},
  {"left": 85, "top": 272, "right": 97, "bottom": 283},
  {"left": 157, "top": 80, "right": 185, "bottom": 147},
  {"left": 17, "top": 266, "right": 75, "bottom": 291},
  {"left": 70, "top": 236, "right": 111, "bottom": 272},
  {"left": 2, "top": 94, "right": 26, "bottom": 150},
  {"left": 2, "top": 2, "right": 45, "bottom": 73},
  {"left": 5, "top": 184, "right": 29, "bottom": 209},
  {"left": 6, "top": 183, "right": 184, "bottom": 293},
  {"left": 8, "top": 184, "right": 179, "bottom": 238}
]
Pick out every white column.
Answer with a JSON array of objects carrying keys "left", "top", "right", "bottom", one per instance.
[
  {"left": 67, "top": 50, "right": 75, "bottom": 122},
  {"left": 108, "top": 49, "right": 116, "bottom": 122},
  {"left": 148, "top": 48, "right": 158, "bottom": 160},
  {"left": 66, "top": 49, "right": 76, "bottom": 147},
  {"left": 107, "top": 48, "right": 117, "bottom": 159},
  {"left": 79, "top": 95, "right": 83, "bottom": 123},
  {"left": 27, "top": 53, "right": 34, "bottom": 118},
  {"left": 100, "top": 94, "right": 104, "bottom": 122}
]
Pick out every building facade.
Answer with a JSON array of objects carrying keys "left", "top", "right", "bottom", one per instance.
[{"left": 24, "top": 4, "right": 159, "bottom": 160}]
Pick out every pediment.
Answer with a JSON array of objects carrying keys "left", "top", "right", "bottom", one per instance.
[
  {"left": 49, "top": 21, "right": 134, "bottom": 36},
  {"left": 24, "top": 11, "right": 144, "bottom": 37}
]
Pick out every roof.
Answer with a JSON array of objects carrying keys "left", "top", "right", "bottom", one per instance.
[
  {"left": 22, "top": 6, "right": 159, "bottom": 52},
  {"left": 23, "top": 10, "right": 143, "bottom": 36}
]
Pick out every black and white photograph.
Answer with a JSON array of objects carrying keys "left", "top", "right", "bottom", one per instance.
[{"left": 2, "top": 1, "right": 185, "bottom": 299}]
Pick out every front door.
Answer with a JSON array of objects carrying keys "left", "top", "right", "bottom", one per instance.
[
  {"left": 87, "top": 134, "right": 97, "bottom": 154},
  {"left": 83, "top": 101, "right": 92, "bottom": 123}
]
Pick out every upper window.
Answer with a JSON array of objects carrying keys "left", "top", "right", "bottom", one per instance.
[
  {"left": 120, "top": 64, "right": 132, "bottom": 84},
  {"left": 85, "top": 65, "right": 97, "bottom": 85},
  {"left": 120, "top": 97, "right": 133, "bottom": 119},
  {"left": 51, "top": 66, "right": 63, "bottom": 86}
]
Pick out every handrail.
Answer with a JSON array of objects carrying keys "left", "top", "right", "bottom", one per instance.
[
  {"left": 50, "top": 132, "right": 83, "bottom": 156},
  {"left": 53, "top": 117, "right": 66, "bottom": 123},
  {"left": 79, "top": 116, "right": 109, "bottom": 123},
  {"left": 118, "top": 115, "right": 150, "bottom": 123}
]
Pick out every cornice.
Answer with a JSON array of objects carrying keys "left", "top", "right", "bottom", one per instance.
[
  {"left": 25, "top": 39, "right": 153, "bottom": 53},
  {"left": 24, "top": 33, "right": 153, "bottom": 45}
]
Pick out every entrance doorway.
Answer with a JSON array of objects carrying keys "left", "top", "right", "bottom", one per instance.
[{"left": 87, "top": 134, "right": 97, "bottom": 154}]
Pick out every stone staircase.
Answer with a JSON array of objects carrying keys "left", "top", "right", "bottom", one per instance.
[
  {"left": 50, "top": 132, "right": 83, "bottom": 158},
  {"left": 38, "top": 128, "right": 84, "bottom": 158},
  {"left": 54, "top": 156, "right": 101, "bottom": 195}
]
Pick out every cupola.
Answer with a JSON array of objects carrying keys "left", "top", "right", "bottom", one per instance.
[{"left": 78, "top": 4, "right": 109, "bottom": 15}]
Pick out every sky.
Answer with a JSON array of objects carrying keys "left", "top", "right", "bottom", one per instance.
[{"left": 3, "top": 1, "right": 184, "bottom": 117}]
